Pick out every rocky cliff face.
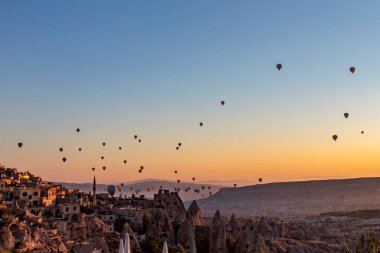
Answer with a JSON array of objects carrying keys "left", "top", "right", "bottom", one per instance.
[
  {"left": 146, "top": 207, "right": 175, "bottom": 244},
  {"left": 187, "top": 200, "right": 203, "bottom": 226},
  {"left": 177, "top": 219, "right": 197, "bottom": 253},
  {"left": 209, "top": 210, "right": 227, "bottom": 253}
]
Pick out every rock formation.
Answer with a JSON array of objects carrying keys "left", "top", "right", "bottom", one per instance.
[{"left": 209, "top": 210, "right": 227, "bottom": 253}]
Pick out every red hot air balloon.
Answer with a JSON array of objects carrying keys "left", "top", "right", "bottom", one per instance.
[
  {"left": 276, "top": 64, "right": 282, "bottom": 71},
  {"left": 349, "top": 67, "right": 356, "bottom": 73}
]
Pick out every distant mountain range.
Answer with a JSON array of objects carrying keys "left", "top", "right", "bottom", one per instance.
[
  {"left": 196, "top": 177, "right": 380, "bottom": 217},
  {"left": 55, "top": 179, "right": 224, "bottom": 202}
]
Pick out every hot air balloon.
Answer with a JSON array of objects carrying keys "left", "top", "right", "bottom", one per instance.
[
  {"left": 192, "top": 177, "right": 195, "bottom": 181},
  {"left": 178, "top": 143, "right": 182, "bottom": 147},
  {"left": 140, "top": 166, "right": 144, "bottom": 170},
  {"left": 59, "top": 148, "right": 63, "bottom": 152},
  {"left": 276, "top": 64, "right": 282, "bottom": 71},
  {"left": 344, "top": 113, "right": 349, "bottom": 119},
  {"left": 102, "top": 142, "right": 106, "bottom": 146},
  {"left": 92, "top": 167, "right": 95, "bottom": 171},
  {"left": 361, "top": 131, "right": 364, "bottom": 134},
  {"left": 234, "top": 184, "right": 237, "bottom": 187},
  {"left": 332, "top": 135, "right": 338, "bottom": 141},
  {"left": 119, "top": 147, "right": 122, "bottom": 150},
  {"left": 76, "top": 128, "right": 80, "bottom": 133},
  {"left": 62, "top": 157, "right": 67, "bottom": 162},
  {"left": 349, "top": 67, "right": 356, "bottom": 73},
  {"left": 199, "top": 122, "right": 203, "bottom": 127},
  {"left": 134, "top": 135, "right": 138, "bottom": 139},
  {"left": 138, "top": 139, "right": 142, "bottom": 143},
  {"left": 176, "top": 147, "right": 179, "bottom": 150},
  {"left": 18, "top": 143, "right": 23, "bottom": 148},
  {"left": 259, "top": 178, "right": 263, "bottom": 183},
  {"left": 138, "top": 170, "right": 142, "bottom": 174},
  {"left": 107, "top": 185, "right": 116, "bottom": 197},
  {"left": 174, "top": 170, "right": 178, "bottom": 174},
  {"left": 101, "top": 156, "right": 104, "bottom": 160},
  {"left": 103, "top": 166, "right": 106, "bottom": 171},
  {"left": 124, "top": 160, "right": 127, "bottom": 164},
  {"left": 78, "top": 148, "right": 82, "bottom": 151},
  {"left": 221, "top": 101, "right": 225, "bottom": 106}
]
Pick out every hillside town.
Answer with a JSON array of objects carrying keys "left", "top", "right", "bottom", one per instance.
[{"left": 0, "top": 164, "right": 379, "bottom": 253}]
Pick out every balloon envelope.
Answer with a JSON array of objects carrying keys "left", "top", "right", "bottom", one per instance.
[
  {"left": 350, "top": 67, "right": 355, "bottom": 73},
  {"left": 276, "top": 64, "right": 282, "bottom": 70},
  {"left": 107, "top": 185, "right": 116, "bottom": 197},
  {"left": 332, "top": 135, "right": 338, "bottom": 141},
  {"left": 18, "top": 143, "right": 23, "bottom": 148},
  {"left": 344, "top": 113, "right": 349, "bottom": 118}
]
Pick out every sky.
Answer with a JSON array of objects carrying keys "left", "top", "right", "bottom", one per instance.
[{"left": 1, "top": 1, "right": 380, "bottom": 184}]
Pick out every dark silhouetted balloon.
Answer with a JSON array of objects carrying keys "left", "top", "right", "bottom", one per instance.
[
  {"left": 59, "top": 148, "right": 63, "bottom": 152},
  {"left": 107, "top": 185, "right": 116, "bottom": 197},
  {"left": 361, "top": 131, "right": 364, "bottom": 134},
  {"left": 221, "top": 101, "right": 225, "bottom": 106},
  {"left": 140, "top": 166, "right": 144, "bottom": 170},
  {"left": 138, "top": 170, "right": 142, "bottom": 173},
  {"left": 124, "top": 160, "right": 127, "bottom": 164},
  {"left": 101, "top": 156, "right": 104, "bottom": 160},
  {"left": 177, "top": 180, "right": 180, "bottom": 184},
  {"left": 134, "top": 135, "right": 138, "bottom": 139},
  {"left": 18, "top": 143, "right": 23, "bottom": 148},
  {"left": 276, "top": 64, "right": 282, "bottom": 71},
  {"left": 332, "top": 135, "right": 338, "bottom": 141},
  {"left": 199, "top": 122, "right": 203, "bottom": 127},
  {"left": 76, "top": 128, "right": 80, "bottom": 133},
  {"left": 176, "top": 147, "right": 179, "bottom": 150},
  {"left": 102, "top": 143, "right": 106, "bottom": 146},
  {"left": 92, "top": 167, "right": 95, "bottom": 171},
  {"left": 103, "top": 166, "right": 106, "bottom": 171},
  {"left": 78, "top": 148, "right": 82, "bottom": 151},
  {"left": 174, "top": 170, "right": 178, "bottom": 174},
  {"left": 119, "top": 147, "right": 122, "bottom": 150},
  {"left": 138, "top": 139, "right": 142, "bottom": 143},
  {"left": 192, "top": 177, "right": 195, "bottom": 181},
  {"left": 178, "top": 143, "right": 182, "bottom": 147},
  {"left": 349, "top": 67, "right": 355, "bottom": 73},
  {"left": 62, "top": 157, "right": 67, "bottom": 162},
  {"left": 234, "top": 184, "right": 237, "bottom": 187},
  {"left": 259, "top": 178, "right": 263, "bottom": 183},
  {"left": 344, "top": 113, "right": 349, "bottom": 119}
]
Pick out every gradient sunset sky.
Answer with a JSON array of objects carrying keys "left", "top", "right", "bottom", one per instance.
[{"left": 1, "top": 1, "right": 380, "bottom": 184}]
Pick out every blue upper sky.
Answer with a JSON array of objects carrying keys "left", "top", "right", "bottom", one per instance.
[{"left": 1, "top": 1, "right": 380, "bottom": 183}]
